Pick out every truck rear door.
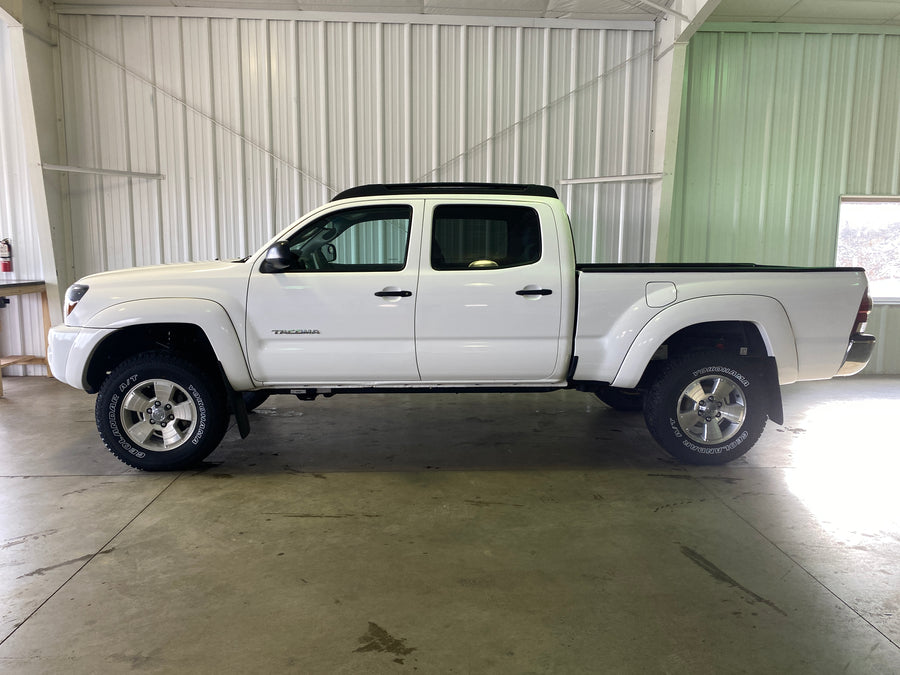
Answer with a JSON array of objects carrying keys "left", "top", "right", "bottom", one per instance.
[{"left": 414, "top": 199, "right": 565, "bottom": 382}]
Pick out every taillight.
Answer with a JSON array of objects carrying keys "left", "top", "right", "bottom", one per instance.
[{"left": 853, "top": 289, "right": 872, "bottom": 334}]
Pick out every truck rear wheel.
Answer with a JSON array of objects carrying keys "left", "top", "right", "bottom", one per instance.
[
  {"left": 95, "top": 351, "right": 228, "bottom": 471},
  {"left": 643, "top": 351, "right": 766, "bottom": 465}
]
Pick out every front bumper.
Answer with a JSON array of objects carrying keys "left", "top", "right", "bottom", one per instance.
[
  {"left": 836, "top": 333, "right": 876, "bottom": 376},
  {"left": 48, "top": 324, "right": 113, "bottom": 390}
]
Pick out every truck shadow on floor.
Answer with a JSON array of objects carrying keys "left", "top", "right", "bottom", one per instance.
[{"left": 202, "top": 391, "right": 678, "bottom": 475}]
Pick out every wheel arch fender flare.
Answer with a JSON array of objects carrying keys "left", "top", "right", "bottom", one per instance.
[
  {"left": 611, "top": 295, "right": 798, "bottom": 390},
  {"left": 84, "top": 298, "right": 254, "bottom": 391}
]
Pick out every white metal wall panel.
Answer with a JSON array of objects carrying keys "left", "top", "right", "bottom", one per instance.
[
  {"left": 123, "top": 16, "right": 162, "bottom": 269},
  {"left": 0, "top": 21, "right": 46, "bottom": 376},
  {"left": 55, "top": 12, "right": 655, "bottom": 278},
  {"left": 670, "top": 26, "right": 900, "bottom": 373}
]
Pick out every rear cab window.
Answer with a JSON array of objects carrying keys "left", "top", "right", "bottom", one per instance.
[{"left": 430, "top": 204, "right": 542, "bottom": 271}]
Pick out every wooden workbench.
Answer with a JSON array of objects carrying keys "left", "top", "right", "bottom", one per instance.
[{"left": 0, "top": 279, "right": 52, "bottom": 397}]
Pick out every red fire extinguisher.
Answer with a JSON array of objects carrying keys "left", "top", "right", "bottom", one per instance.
[{"left": 0, "top": 239, "right": 11, "bottom": 273}]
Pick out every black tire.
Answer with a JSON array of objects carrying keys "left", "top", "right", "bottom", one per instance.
[
  {"left": 643, "top": 351, "right": 767, "bottom": 465},
  {"left": 595, "top": 386, "right": 644, "bottom": 412},
  {"left": 95, "top": 351, "right": 228, "bottom": 471},
  {"left": 241, "top": 391, "right": 270, "bottom": 412}
]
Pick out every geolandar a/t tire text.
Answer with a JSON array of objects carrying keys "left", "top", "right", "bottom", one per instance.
[
  {"left": 643, "top": 351, "right": 768, "bottom": 465},
  {"left": 95, "top": 351, "right": 228, "bottom": 471}
]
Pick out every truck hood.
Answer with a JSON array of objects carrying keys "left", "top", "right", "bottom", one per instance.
[
  {"left": 79, "top": 260, "right": 244, "bottom": 285},
  {"left": 67, "top": 260, "right": 253, "bottom": 327}
]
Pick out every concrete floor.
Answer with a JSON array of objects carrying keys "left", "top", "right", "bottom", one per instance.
[{"left": 0, "top": 376, "right": 899, "bottom": 673}]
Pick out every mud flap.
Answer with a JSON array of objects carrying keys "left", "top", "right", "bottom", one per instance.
[
  {"left": 219, "top": 362, "right": 251, "bottom": 439},
  {"left": 764, "top": 356, "right": 784, "bottom": 426}
]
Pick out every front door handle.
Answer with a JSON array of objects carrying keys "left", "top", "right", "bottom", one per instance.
[
  {"left": 374, "top": 289, "right": 412, "bottom": 298},
  {"left": 516, "top": 288, "right": 552, "bottom": 296}
]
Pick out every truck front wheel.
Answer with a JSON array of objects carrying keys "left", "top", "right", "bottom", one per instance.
[
  {"left": 643, "top": 351, "right": 767, "bottom": 465},
  {"left": 95, "top": 352, "right": 228, "bottom": 471}
]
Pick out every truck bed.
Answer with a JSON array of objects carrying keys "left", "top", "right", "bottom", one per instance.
[{"left": 576, "top": 262, "right": 866, "bottom": 273}]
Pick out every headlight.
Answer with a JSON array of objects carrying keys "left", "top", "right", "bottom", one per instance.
[{"left": 65, "top": 283, "right": 89, "bottom": 316}]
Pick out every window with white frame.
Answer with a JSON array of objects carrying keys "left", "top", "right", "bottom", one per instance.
[{"left": 836, "top": 197, "right": 900, "bottom": 302}]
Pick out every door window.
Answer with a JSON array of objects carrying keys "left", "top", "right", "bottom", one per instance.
[
  {"left": 431, "top": 205, "right": 541, "bottom": 270},
  {"left": 286, "top": 205, "right": 412, "bottom": 272}
]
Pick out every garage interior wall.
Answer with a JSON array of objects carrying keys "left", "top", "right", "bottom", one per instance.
[
  {"left": 0, "top": 12, "right": 55, "bottom": 376},
  {"left": 668, "top": 24, "right": 900, "bottom": 374},
  {"left": 53, "top": 9, "right": 655, "bottom": 287}
]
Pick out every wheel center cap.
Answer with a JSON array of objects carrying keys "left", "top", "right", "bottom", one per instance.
[
  {"left": 698, "top": 398, "right": 723, "bottom": 414},
  {"left": 148, "top": 403, "right": 168, "bottom": 424}
]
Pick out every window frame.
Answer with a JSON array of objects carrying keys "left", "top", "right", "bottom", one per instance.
[
  {"left": 429, "top": 203, "right": 543, "bottom": 272},
  {"left": 283, "top": 204, "right": 414, "bottom": 273},
  {"left": 836, "top": 196, "right": 900, "bottom": 304}
]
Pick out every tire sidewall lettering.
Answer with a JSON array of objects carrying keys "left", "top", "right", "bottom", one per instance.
[
  {"left": 681, "top": 429, "right": 749, "bottom": 455},
  {"left": 188, "top": 384, "right": 207, "bottom": 445},
  {"left": 668, "top": 417, "right": 683, "bottom": 438},
  {"left": 690, "top": 365, "right": 750, "bottom": 388},
  {"left": 107, "top": 391, "right": 146, "bottom": 459}
]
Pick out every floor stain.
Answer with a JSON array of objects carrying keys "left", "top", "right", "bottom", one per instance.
[
  {"left": 464, "top": 499, "right": 523, "bottom": 508},
  {"left": 696, "top": 476, "right": 742, "bottom": 485},
  {"left": 18, "top": 548, "right": 116, "bottom": 578},
  {"left": 61, "top": 488, "right": 90, "bottom": 497},
  {"left": 354, "top": 622, "right": 416, "bottom": 660},
  {"left": 263, "top": 512, "right": 380, "bottom": 519},
  {"left": 654, "top": 499, "right": 706, "bottom": 512},
  {"left": 254, "top": 408, "right": 303, "bottom": 417},
  {"left": 108, "top": 649, "right": 161, "bottom": 670},
  {"left": 681, "top": 546, "right": 787, "bottom": 616},
  {"left": 2, "top": 529, "right": 59, "bottom": 550},
  {"left": 777, "top": 426, "right": 806, "bottom": 435}
]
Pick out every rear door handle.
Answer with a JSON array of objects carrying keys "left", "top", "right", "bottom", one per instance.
[
  {"left": 374, "top": 289, "right": 412, "bottom": 298},
  {"left": 516, "top": 288, "right": 552, "bottom": 296}
]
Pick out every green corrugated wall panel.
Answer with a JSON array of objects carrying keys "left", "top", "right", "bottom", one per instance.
[
  {"left": 864, "top": 305, "right": 900, "bottom": 374},
  {"left": 670, "top": 26, "right": 900, "bottom": 374},
  {"left": 670, "top": 28, "right": 900, "bottom": 267}
]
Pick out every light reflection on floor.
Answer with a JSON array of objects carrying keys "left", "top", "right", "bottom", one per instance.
[{"left": 785, "top": 398, "right": 900, "bottom": 542}]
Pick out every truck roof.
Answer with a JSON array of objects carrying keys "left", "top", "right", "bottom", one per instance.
[{"left": 331, "top": 183, "right": 559, "bottom": 201}]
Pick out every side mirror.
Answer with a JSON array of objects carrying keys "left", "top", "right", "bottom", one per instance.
[
  {"left": 322, "top": 243, "right": 337, "bottom": 263},
  {"left": 260, "top": 241, "right": 296, "bottom": 273}
]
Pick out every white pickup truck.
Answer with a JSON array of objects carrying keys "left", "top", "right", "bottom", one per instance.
[{"left": 48, "top": 183, "right": 875, "bottom": 470}]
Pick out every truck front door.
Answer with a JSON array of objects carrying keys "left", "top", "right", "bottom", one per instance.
[{"left": 245, "top": 202, "right": 422, "bottom": 385}]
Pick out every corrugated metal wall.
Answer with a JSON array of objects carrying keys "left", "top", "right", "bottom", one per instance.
[
  {"left": 0, "top": 21, "right": 47, "bottom": 377},
  {"left": 670, "top": 28, "right": 900, "bottom": 266},
  {"left": 669, "top": 26, "right": 900, "bottom": 374},
  {"left": 54, "top": 11, "right": 655, "bottom": 282},
  {"left": 866, "top": 304, "right": 900, "bottom": 374}
]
